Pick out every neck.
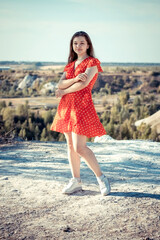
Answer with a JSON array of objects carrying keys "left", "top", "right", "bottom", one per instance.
[{"left": 77, "top": 54, "right": 89, "bottom": 60}]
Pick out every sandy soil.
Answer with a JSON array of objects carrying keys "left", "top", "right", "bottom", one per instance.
[
  {"left": 39, "top": 65, "right": 64, "bottom": 71},
  {"left": 1, "top": 95, "right": 118, "bottom": 113},
  {"left": 0, "top": 139, "right": 160, "bottom": 240},
  {"left": 2, "top": 97, "right": 60, "bottom": 108}
]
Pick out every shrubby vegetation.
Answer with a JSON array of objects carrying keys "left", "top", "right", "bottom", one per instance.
[
  {"left": 99, "top": 91, "right": 159, "bottom": 141},
  {"left": 0, "top": 65, "right": 160, "bottom": 142},
  {"left": 0, "top": 92, "right": 159, "bottom": 142},
  {"left": 0, "top": 69, "right": 62, "bottom": 98},
  {"left": 0, "top": 101, "right": 65, "bottom": 142}
]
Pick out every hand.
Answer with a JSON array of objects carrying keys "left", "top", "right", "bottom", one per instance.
[
  {"left": 55, "top": 89, "right": 65, "bottom": 98},
  {"left": 75, "top": 73, "right": 88, "bottom": 82}
]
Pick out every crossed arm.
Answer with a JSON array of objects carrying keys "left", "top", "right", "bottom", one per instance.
[{"left": 55, "top": 66, "right": 98, "bottom": 98}]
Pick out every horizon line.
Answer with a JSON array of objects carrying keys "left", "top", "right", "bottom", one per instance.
[{"left": 0, "top": 60, "right": 160, "bottom": 65}]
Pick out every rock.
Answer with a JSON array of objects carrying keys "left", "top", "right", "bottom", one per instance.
[
  {"left": 40, "top": 82, "right": 57, "bottom": 94},
  {"left": 2, "top": 177, "right": 9, "bottom": 180},
  {"left": 135, "top": 110, "right": 160, "bottom": 134},
  {"left": 31, "top": 77, "right": 45, "bottom": 88},
  {"left": 63, "top": 226, "right": 74, "bottom": 232},
  {"left": 94, "top": 135, "right": 114, "bottom": 143},
  {"left": 18, "top": 74, "right": 37, "bottom": 89}
]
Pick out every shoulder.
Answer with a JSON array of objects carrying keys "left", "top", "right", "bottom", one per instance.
[
  {"left": 87, "top": 57, "right": 101, "bottom": 64},
  {"left": 63, "top": 61, "right": 74, "bottom": 72},
  {"left": 87, "top": 57, "right": 103, "bottom": 72}
]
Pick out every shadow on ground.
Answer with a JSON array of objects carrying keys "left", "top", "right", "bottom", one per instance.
[{"left": 0, "top": 141, "right": 160, "bottom": 187}]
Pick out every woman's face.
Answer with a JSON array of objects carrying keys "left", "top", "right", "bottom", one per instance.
[{"left": 72, "top": 36, "right": 89, "bottom": 56}]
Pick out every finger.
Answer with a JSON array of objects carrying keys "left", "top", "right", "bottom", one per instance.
[
  {"left": 82, "top": 73, "right": 88, "bottom": 77},
  {"left": 82, "top": 74, "right": 87, "bottom": 79},
  {"left": 82, "top": 75, "right": 87, "bottom": 80}
]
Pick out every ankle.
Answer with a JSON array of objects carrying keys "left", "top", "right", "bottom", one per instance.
[
  {"left": 96, "top": 173, "right": 105, "bottom": 181},
  {"left": 96, "top": 172, "right": 104, "bottom": 178},
  {"left": 73, "top": 177, "right": 81, "bottom": 183}
]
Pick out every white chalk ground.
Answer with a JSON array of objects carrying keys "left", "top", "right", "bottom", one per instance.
[{"left": 0, "top": 136, "right": 160, "bottom": 240}]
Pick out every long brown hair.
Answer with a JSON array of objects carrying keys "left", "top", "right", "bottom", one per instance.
[{"left": 68, "top": 31, "right": 95, "bottom": 64}]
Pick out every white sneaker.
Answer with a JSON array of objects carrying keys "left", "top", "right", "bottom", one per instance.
[
  {"left": 97, "top": 175, "right": 111, "bottom": 196},
  {"left": 62, "top": 178, "right": 82, "bottom": 194}
]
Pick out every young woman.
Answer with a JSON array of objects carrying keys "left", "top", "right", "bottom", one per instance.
[{"left": 50, "top": 31, "right": 111, "bottom": 196}]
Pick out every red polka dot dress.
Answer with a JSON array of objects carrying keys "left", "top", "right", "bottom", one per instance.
[{"left": 50, "top": 56, "right": 106, "bottom": 137}]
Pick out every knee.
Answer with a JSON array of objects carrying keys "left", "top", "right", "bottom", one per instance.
[
  {"left": 64, "top": 132, "right": 74, "bottom": 151},
  {"left": 68, "top": 142, "right": 74, "bottom": 151},
  {"left": 74, "top": 144, "right": 85, "bottom": 155},
  {"left": 66, "top": 138, "right": 74, "bottom": 152}
]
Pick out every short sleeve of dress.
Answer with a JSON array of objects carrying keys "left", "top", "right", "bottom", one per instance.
[
  {"left": 63, "top": 64, "right": 69, "bottom": 72},
  {"left": 87, "top": 58, "right": 103, "bottom": 72},
  {"left": 63, "top": 62, "right": 72, "bottom": 72}
]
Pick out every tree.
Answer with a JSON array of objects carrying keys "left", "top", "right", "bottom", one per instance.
[
  {"left": 35, "top": 125, "right": 40, "bottom": 140},
  {"left": 140, "top": 105, "right": 149, "bottom": 119},
  {"left": 119, "top": 91, "right": 130, "bottom": 105},
  {"left": 58, "top": 133, "right": 66, "bottom": 141},
  {"left": 28, "top": 118, "right": 34, "bottom": 132},
  {"left": 148, "top": 104, "right": 157, "bottom": 115},
  {"left": 1, "top": 80, "right": 10, "bottom": 92},
  {"left": 110, "top": 104, "right": 119, "bottom": 123},
  {"left": 133, "top": 96, "right": 141, "bottom": 107},
  {"left": 2, "top": 107, "right": 13, "bottom": 121},
  {"left": 149, "top": 127, "right": 159, "bottom": 141},
  {"left": 150, "top": 79, "right": 159, "bottom": 88},
  {"left": 119, "top": 119, "right": 131, "bottom": 140},
  {"left": 16, "top": 104, "right": 28, "bottom": 117},
  {"left": 115, "top": 98, "right": 122, "bottom": 112},
  {"left": 106, "top": 120, "right": 115, "bottom": 137},
  {"left": 1, "top": 107, "right": 15, "bottom": 131},
  {"left": 0, "top": 101, "right": 6, "bottom": 111},
  {"left": 120, "top": 106, "right": 130, "bottom": 123},
  {"left": 137, "top": 123, "right": 151, "bottom": 140},
  {"left": 42, "top": 110, "right": 53, "bottom": 124},
  {"left": 134, "top": 106, "right": 141, "bottom": 120},
  {"left": 8, "top": 101, "right": 12, "bottom": 106},
  {"left": 19, "top": 128, "right": 27, "bottom": 140},
  {"left": 40, "top": 128, "right": 47, "bottom": 141}
]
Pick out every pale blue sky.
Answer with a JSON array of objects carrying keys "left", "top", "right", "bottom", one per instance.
[{"left": 0, "top": 0, "right": 160, "bottom": 62}]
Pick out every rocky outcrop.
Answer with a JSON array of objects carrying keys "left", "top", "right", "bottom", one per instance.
[
  {"left": 40, "top": 82, "right": 57, "bottom": 94},
  {"left": 135, "top": 110, "right": 160, "bottom": 133},
  {"left": 18, "top": 74, "right": 37, "bottom": 89},
  {"left": 31, "top": 77, "right": 45, "bottom": 88}
]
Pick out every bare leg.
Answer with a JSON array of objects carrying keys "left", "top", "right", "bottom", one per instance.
[
  {"left": 64, "top": 132, "right": 81, "bottom": 178},
  {"left": 72, "top": 132, "right": 102, "bottom": 177}
]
